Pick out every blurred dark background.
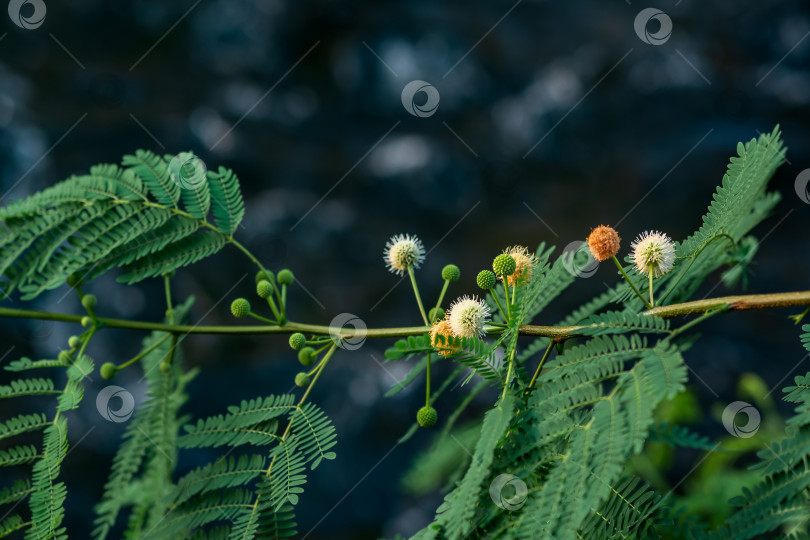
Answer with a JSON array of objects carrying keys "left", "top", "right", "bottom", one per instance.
[{"left": 1, "top": 0, "right": 809, "bottom": 538}]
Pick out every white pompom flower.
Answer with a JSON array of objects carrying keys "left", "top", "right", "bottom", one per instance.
[
  {"left": 383, "top": 234, "right": 425, "bottom": 275},
  {"left": 631, "top": 231, "right": 676, "bottom": 277},
  {"left": 447, "top": 296, "right": 491, "bottom": 338}
]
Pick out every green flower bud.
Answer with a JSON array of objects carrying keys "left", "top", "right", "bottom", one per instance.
[
  {"left": 159, "top": 361, "right": 171, "bottom": 374},
  {"left": 100, "top": 362, "right": 117, "bottom": 380},
  {"left": 416, "top": 406, "right": 438, "bottom": 428},
  {"left": 441, "top": 264, "right": 460, "bottom": 282},
  {"left": 428, "top": 307, "right": 445, "bottom": 322},
  {"left": 58, "top": 351, "right": 72, "bottom": 363},
  {"left": 256, "top": 280, "right": 274, "bottom": 299},
  {"left": 298, "top": 346, "right": 315, "bottom": 366},
  {"left": 81, "top": 316, "right": 93, "bottom": 327},
  {"left": 68, "top": 336, "right": 81, "bottom": 349},
  {"left": 66, "top": 273, "right": 81, "bottom": 288},
  {"left": 230, "top": 298, "right": 250, "bottom": 318},
  {"left": 81, "top": 294, "right": 97, "bottom": 310},
  {"left": 289, "top": 333, "right": 307, "bottom": 351},
  {"left": 493, "top": 254, "right": 516, "bottom": 277},
  {"left": 277, "top": 269, "right": 294, "bottom": 286},
  {"left": 255, "top": 270, "right": 275, "bottom": 284},
  {"left": 295, "top": 372, "right": 310, "bottom": 387},
  {"left": 476, "top": 270, "right": 497, "bottom": 290}
]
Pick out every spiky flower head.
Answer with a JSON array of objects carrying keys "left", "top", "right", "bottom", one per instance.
[
  {"left": 441, "top": 264, "right": 461, "bottom": 282},
  {"left": 476, "top": 270, "right": 497, "bottom": 290},
  {"left": 430, "top": 318, "right": 459, "bottom": 356},
  {"left": 289, "top": 332, "right": 307, "bottom": 351},
  {"left": 383, "top": 234, "right": 425, "bottom": 275},
  {"left": 256, "top": 280, "right": 274, "bottom": 299},
  {"left": 417, "top": 406, "right": 438, "bottom": 428},
  {"left": 492, "top": 253, "right": 516, "bottom": 277},
  {"left": 631, "top": 231, "right": 676, "bottom": 277},
  {"left": 231, "top": 298, "right": 250, "bottom": 318},
  {"left": 586, "top": 225, "right": 621, "bottom": 262},
  {"left": 503, "top": 246, "right": 537, "bottom": 286},
  {"left": 447, "top": 296, "right": 491, "bottom": 338}
]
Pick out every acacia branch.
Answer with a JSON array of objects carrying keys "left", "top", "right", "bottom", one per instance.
[{"left": 1, "top": 291, "right": 808, "bottom": 341}]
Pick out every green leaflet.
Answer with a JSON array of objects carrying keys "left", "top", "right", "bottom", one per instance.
[{"left": 0, "top": 150, "right": 249, "bottom": 298}]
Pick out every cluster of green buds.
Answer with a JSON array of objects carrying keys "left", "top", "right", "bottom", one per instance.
[
  {"left": 287, "top": 331, "right": 336, "bottom": 388},
  {"left": 231, "top": 268, "right": 296, "bottom": 325}
]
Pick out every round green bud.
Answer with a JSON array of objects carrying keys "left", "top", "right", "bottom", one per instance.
[
  {"left": 416, "top": 406, "right": 438, "bottom": 428},
  {"left": 289, "top": 333, "right": 307, "bottom": 351},
  {"left": 256, "top": 280, "right": 274, "bottom": 299},
  {"left": 68, "top": 336, "right": 81, "bottom": 349},
  {"left": 58, "top": 350, "right": 72, "bottom": 363},
  {"left": 492, "top": 254, "right": 516, "bottom": 277},
  {"left": 441, "top": 264, "right": 461, "bottom": 282},
  {"left": 66, "top": 273, "right": 81, "bottom": 288},
  {"left": 81, "top": 294, "right": 97, "bottom": 310},
  {"left": 428, "top": 307, "right": 445, "bottom": 322},
  {"left": 255, "top": 270, "right": 275, "bottom": 284},
  {"left": 159, "top": 361, "right": 171, "bottom": 374},
  {"left": 100, "top": 362, "right": 118, "bottom": 380},
  {"left": 297, "top": 346, "right": 315, "bottom": 366},
  {"left": 230, "top": 298, "right": 250, "bottom": 318},
  {"left": 277, "top": 269, "right": 294, "bottom": 286},
  {"left": 81, "top": 316, "right": 93, "bottom": 327},
  {"left": 476, "top": 270, "right": 497, "bottom": 290},
  {"left": 294, "top": 372, "right": 310, "bottom": 387}
]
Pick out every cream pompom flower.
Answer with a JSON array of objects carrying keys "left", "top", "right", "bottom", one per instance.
[
  {"left": 631, "top": 231, "right": 675, "bottom": 277},
  {"left": 383, "top": 234, "right": 425, "bottom": 275},
  {"left": 447, "top": 296, "right": 491, "bottom": 338}
]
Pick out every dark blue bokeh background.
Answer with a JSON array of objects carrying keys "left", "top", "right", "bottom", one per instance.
[{"left": 1, "top": 1, "right": 809, "bottom": 538}]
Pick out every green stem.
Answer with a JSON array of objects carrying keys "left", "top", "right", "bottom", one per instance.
[
  {"left": 117, "top": 333, "right": 172, "bottom": 370},
  {"left": 611, "top": 256, "right": 652, "bottom": 309},
  {"left": 164, "top": 275, "right": 174, "bottom": 321},
  {"left": 527, "top": 340, "right": 555, "bottom": 393},
  {"left": 503, "top": 279, "right": 512, "bottom": 320},
  {"left": 489, "top": 290, "right": 508, "bottom": 321},
  {"left": 425, "top": 352, "right": 432, "bottom": 407},
  {"left": 649, "top": 270, "right": 655, "bottom": 308},
  {"left": 501, "top": 348, "right": 516, "bottom": 400},
  {"left": 666, "top": 306, "right": 728, "bottom": 341},
  {"left": 0, "top": 291, "right": 809, "bottom": 340},
  {"left": 433, "top": 280, "right": 450, "bottom": 319},
  {"left": 408, "top": 266, "right": 429, "bottom": 326},
  {"left": 247, "top": 312, "right": 277, "bottom": 325}
]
